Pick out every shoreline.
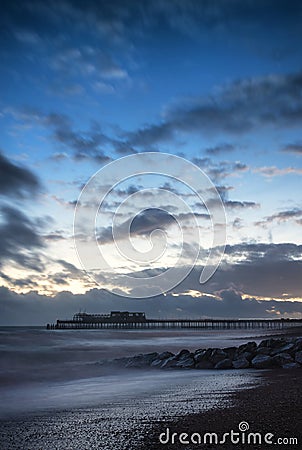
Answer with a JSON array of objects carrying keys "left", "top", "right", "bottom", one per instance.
[
  {"left": 144, "top": 369, "right": 301, "bottom": 449},
  {"left": 2, "top": 368, "right": 300, "bottom": 449},
  {"left": 1, "top": 330, "right": 301, "bottom": 449}
]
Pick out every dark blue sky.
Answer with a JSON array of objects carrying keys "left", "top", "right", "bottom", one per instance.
[{"left": 1, "top": 0, "right": 302, "bottom": 323}]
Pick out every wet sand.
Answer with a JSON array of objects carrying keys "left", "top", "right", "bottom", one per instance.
[
  {"left": 145, "top": 369, "right": 302, "bottom": 449},
  {"left": 0, "top": 369, "right": 256, "bottom": 450},
  {"left": 1, "top": 369, "right": 300, "bottom": 449}
]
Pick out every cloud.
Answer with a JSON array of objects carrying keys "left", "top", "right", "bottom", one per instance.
[
  {"left": 254, "top": 166, "right": 302, "bottom": 177},
  {"left": 115, "top": 184, "right": 143, "bottom": 196},
  {"left": 0, "top": 2, "right": 132, "bottom": 101},
  {"left": 51, "top": 46, "right": 128, "bottom": 81},
  {"left": 9, "top": 68, "right": 302, "bottom": 163},
  {"left": 147, "top": 0, "right": 302, "bottom": 39},
  {"left": 0, "top": 151, "right": 40, "bottom": 197},
  {"left": 93, "top": 81, "right": 115, "bottom": 94},
  {"left": 1, "top": 283, "right": 302, "bottom": 326},
  {"left": 97, "top": 204, "right": 211, "bottom": 247},
  {"left": 255, "top": 208, "right": 302, "bottom": 227},
  {"left": 122, "top": 72, "right": 302, "bottom": 150},
  {"left": 9, "top": 109, "right": 112, "bottom": 163},
  {"left": 43, "top": 259, "right": 93, "bottom": 290},
  {"left": 207, "top": 243, "right": 302, "bottom": 299},
  {"left": 0, "top": 256, "right": 95, "bottom": 294},
  {"left": 232, "top": 217, "right": 243, "bottom": 229},
  {"left": 110, "top": 242, "right": 302, "bottom": 300},
  {"left": 51, "top": 195, "right": 79, "bottom": 209},
  {"left": 98, "top": 208, "right": 177, "bottom": 244},
  {"left": 281, "top": 142, "right": 302, "bottom": 155},
  {"left": 223, "top": 200, "right": 259, "bottom": 209},
  {"left": 0, "top": 205, "right": 45, "bottom": 271},
  {"left": 0, "top": 272, "right": 40, "bottom": 290},
  {"left": 3, "top": 0, "right": 302, "bottom": 44},
  {"left": 1, "top": 0, "right": 301, "bottom": 107},
  {"left": 212, "top": 259, "right": 302, "bottom": 300},
  {"left": 130, "top": 209, "right": 176, "bottom": 235},
  {"left": 125, "top": 123, "right": 175, "bottom": 149},
  {"left": 1, "top": 241, "right": 302, "bottom": 324},
  {"left": 203, "top": 198, "right": 259, "bottom": 210},
  {"left": 44, "top": 232, "right": 66, "bottom": 242},
  {"left": 205, "top": 143, "right": 235, "bottom": 156},
  {"left": 56, "top": 259, "right": 87, "bottom": 279},
  {"left": 224, "top": 242, "right": 302, "bottom": 261},
  {"left": 0, "top": 153, "right": 46, "bottom": 275},
  {"left": 207, "top": 185, "right": 234, "bottom": 201},
  {"left": 47, "top": 114, "right": 111, "bottom": 163},
  {"left": 192, "top": 157, "right": 248, "bottom": 181}
]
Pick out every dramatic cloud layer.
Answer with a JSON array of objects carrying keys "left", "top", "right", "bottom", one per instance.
[
  {"left": 0, "top": 152, "right": 40, "bottom": 197},
  {"left": 109, "top": 242, "right": 302, "bottom": 300},
  {"left": 1, "top": 0, "right": 302, "bottom": 321},
  {"left": 1, "top": 284, "right": 302, "bottom": 326},
  {"left": 0, "top": 205, "right": 44, "bottom": 270},
  {"left": 123, "top": 72, "right": 302, "bottom": 151},
  {"left": 0, "top": 154, "right": 45, "bottom": 273}
]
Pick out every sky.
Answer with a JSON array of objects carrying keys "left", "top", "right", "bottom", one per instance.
[{"left": 1, "top": 0, "right": 302, "bottom": 324}]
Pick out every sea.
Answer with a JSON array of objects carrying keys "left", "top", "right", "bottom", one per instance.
[{"left": 0, "top": 326, "right": 280, "bottom": 449}]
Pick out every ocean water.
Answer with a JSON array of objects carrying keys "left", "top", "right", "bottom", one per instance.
[
  {"left": 0, "top": 326, "right": 277, "bottom": 387},
  {"left": 0, "top": 327, "right": 277, "bottom": 449}
]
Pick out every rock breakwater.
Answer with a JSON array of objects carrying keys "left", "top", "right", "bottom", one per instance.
[{"left": 104, "top": 337, "right": 302, "bottom": 370}]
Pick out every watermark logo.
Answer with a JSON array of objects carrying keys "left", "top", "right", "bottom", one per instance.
[
  {"left": 159, "top": 421, "right": 298, "bottom": 446},
  {"left": 73, "top": 152, "right": 226, "bottom": 298},
  {"left": 238, "top": 421, "right": 249, "bottom": 432}
]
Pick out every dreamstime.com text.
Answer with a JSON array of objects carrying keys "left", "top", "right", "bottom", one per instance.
[{"left": 159, "top": 422, "right": 298, "bottom": 446}]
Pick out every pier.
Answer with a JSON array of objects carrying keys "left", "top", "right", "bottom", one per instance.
[{"left": 47, "top": 311, "right": 302, "bottom": 330}]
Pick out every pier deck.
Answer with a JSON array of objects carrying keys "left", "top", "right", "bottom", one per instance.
[{"left": 47, "top": 311, "right": 302, "bottom": 330}]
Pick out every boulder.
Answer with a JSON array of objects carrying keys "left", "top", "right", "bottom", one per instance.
[
  {"left": 204, "top": 348, "right": 213, "bottom": 358},
  {"left": 194, "top": 348, "right": 205, "bottom": 355},
  {"left": 194, "top": 349, "right": 207, "bottom": 363},
  {"left": 240, "top": 351, "right": 254, "bottom": 361},
  {"left": 160, "top": 356, "right": 178, "bottom": 369},
  {"left": 125, "top": 352, "right": 159, "bottom": 368},
  {"left": 283, "top": 362, "right": 301, "bottom": 369},
  {"left": 151, "top": 358, "right": 164, "bottom": 368},
  {"left": 126, "top": 358, "right": 143, "bottom": 368},
  {"left": 293, "top": 338, "right": 302, "bottom": 352},
  {"left": 272, "top": 353, "right": 293, "bottom": 367},
  {"left": 271, "top": 343, "right": 295, "bottom": 356},
  {"left": 176, "top": 355, "right": 195, "bottom": 369},
  {"left": 175, "top": 349, "right": 191, "bottom": 359},
  {"left": 195, "top": 360, "right": 214, "bottom": 369},
  {"left": 150, "top": 352, "right": 175, "bottom": 368},
  {"left": 158, "top": 351, "right": 174, "bottom": 360},
  {"left": 151, "top": 355, "right": 178, "bottom": 369},
  {"left": 215, "top": 358, "right": 233, "bottom": 370},
  {"left": 209, "top": 348, "right": 228, "bottom": 365},
  {"left": 146, "top": 351, "right": 160, "bottom": 360},
  {"left": 232, "top": 357, "right": 250, "bottom": 369},
  {"left": 258, "top": 338, "right": 270, "bottom": 348},
  {"left": 108, "top": 356, "right": 130, "bottom": 367},
  {"left": 251, "top": 355, "right": 275, "bottom": 369},
  {"left": 258, "top": 338, "right": 285, "bottom": 349},
  {"left": 295, "top": 350, "right": 302, "bottom": 365},
  {"left": 255, "top": 347, "right": 272, "bottom": 356},
  {"left": 238, "top": 341, "right": 257, "bottom": 355},
  {"left": 223, "top": 347, "right": 237, "bottom": 360}
]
